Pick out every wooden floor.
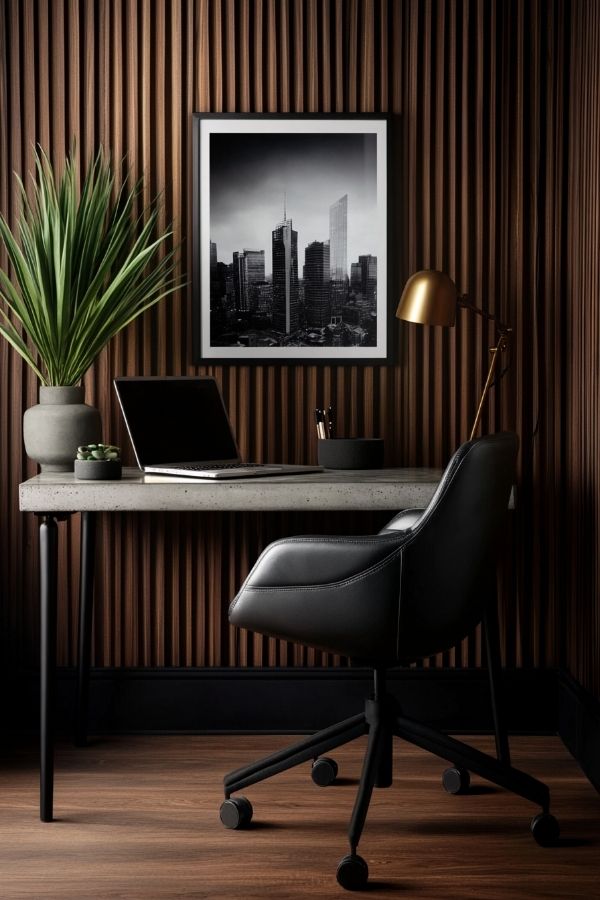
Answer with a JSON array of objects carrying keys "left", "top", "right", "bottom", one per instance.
[{"left": 0, "top": 734, "right": 598, "bottom": 899}]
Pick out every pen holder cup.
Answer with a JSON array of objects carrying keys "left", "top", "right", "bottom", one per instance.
[{"left": 317, "top": 438, "right": 384, "bottom": 470}]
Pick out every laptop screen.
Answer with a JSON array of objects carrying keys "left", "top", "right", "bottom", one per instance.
[{"left": 114, "top": 377, "right": 240, "bottom": 467}]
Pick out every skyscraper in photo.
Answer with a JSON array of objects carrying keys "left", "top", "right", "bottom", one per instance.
[
  {"left": 358, "top": 254, "right": 377, "bottom": 305},
  {"left": 209, "top": 241, "right": 220, "bottom": 308},
  {"left": 272, "top": 215, "right": 299, "bottom": 334},
  {"left": 329, "top": 194, "right": 348, "bottom": 313},
  {"left": 304, "top": 240, "right": 331, "bottom": 328},
  {"left": 329, "top": 194, "right": 348, "bottom": 281},
  {"left": 233, "top": 249, "right": 265, "bottom": 311}
]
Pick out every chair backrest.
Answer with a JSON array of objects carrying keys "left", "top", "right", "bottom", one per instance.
[{"left": 396, "top": 432, "right": 518, "bottom": 660}]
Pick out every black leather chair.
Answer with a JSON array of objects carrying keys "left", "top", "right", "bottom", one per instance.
[{"left": 219, "top": 433, "right": 559, "bottom": 890}]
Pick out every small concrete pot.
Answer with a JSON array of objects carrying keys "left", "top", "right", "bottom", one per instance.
[
  {"left": 74, "top": 458, "right": 122, "bottom": 480},
  {"left": 23, "top": 386, "right": 102, "bottom": 473}
]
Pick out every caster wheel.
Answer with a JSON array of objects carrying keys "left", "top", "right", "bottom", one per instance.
[
  {"left": 531, "top": 812, "right": 560, "bottom": 846},
  {"left": 442, "top": 766, "right": 471, "bottom": 795},
  {"left": 219, "top": 796, "right": 253, "bottom": 830},
  {"left": 336, "top": 854, "right": 369, "bottom": 891},
  {"left": 311, "top": 756, "right": 339, "bottom": 787}
]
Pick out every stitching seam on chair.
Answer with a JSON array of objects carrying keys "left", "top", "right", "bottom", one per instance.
[
  {"left": 396, "top": 549, "right": 404, "bottom": 659},
  {"left": 398, "top": 441, "right": 479, "bottom": 549},
  {"left": 265, "top": 534, "right": 406, "bottom": 546}
]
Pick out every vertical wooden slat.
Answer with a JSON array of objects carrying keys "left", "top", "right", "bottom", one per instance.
[
  {"left": 333, "top": 0, "right": 344, "bottom": 113},
  {"left": 0, "top": 0, "right": 598, "bottom": 699},
  {"left": 566, "top": 0, "right": 600, "bottom": 699}
]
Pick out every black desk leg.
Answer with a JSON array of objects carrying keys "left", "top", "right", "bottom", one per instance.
[
  {"left": 40, "top": 515, "right": 58, "bottom": 822},
  {"left": 75, "top": 512, "right": 96, "bottom": 747}
]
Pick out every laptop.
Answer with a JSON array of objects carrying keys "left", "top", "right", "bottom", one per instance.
[{"left": 114, "top": 376, "right": 323, "bottom": 479}]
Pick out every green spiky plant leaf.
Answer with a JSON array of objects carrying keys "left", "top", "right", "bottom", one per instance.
[{"left": 0, "top": 145, "right": 182, "bottom": 385}]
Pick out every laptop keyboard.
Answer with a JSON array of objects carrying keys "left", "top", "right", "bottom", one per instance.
[{"left": 173, "top": 463, "right": 264, "bottom": 471}]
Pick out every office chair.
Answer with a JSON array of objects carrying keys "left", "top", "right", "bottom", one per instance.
[{"left": 219, "top": 433, "right": 559, "bottom": 890}]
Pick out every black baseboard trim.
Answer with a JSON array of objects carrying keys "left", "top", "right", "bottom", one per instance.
[
  {"left": 13, "top": 666, "right": 558, "bottom": 736},
  {"left": 558, "top": 670, "right": 600, "bottom": 793},
  {"left": 11, "top": 665, "right": 600, "bottom": 792}
]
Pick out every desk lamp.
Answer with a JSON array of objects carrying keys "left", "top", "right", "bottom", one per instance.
[{"left": 396, "top": 270, "right": 511, "bottom": 440}]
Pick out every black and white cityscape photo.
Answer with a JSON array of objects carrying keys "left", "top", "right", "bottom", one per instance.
[{"left": 194, "top": 117, "right": 388, "bottom": 362}]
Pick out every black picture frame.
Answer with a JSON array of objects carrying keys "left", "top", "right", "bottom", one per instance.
[{"left": 192, "top": 113, "right": 392, "bottom": 365}]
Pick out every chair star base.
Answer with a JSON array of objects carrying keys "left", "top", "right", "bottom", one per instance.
[{"left": 221, "top": 668, "right": 558, "bottom": 891}]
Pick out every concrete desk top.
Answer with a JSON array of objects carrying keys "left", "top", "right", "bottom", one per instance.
[{"left": 19, "top": 467, "right": 445, "bottom": 513}]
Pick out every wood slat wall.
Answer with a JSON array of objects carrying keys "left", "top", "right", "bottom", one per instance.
[
  {"left": 0, "top": 0, "right": 597, "bottom": 697},
  {"left": 566, "top": 1, "right": 600, "bottom": 699}
]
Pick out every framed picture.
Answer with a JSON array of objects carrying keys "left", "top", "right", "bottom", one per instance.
[{"left": 192, "top": 114, "right": 391, "bottom": 365}]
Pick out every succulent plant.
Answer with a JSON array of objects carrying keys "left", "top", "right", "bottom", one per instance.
[{"left": 76, "top": 443, "right": 121, "bottom": 461}]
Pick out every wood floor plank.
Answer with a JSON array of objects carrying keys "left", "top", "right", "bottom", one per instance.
[{"left": 0, "top": 735, "right": 598, "bottom": 898}]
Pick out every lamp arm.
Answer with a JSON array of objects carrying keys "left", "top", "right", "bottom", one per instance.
[
  {"left": 469, "top": 327, "right": 511, "bottom": 441},
  {"left": 455, "top": 294, "right": 511, "bottom": 440},
  {"left": 458, "top": 295, "right": 510, "bottom": 333}
]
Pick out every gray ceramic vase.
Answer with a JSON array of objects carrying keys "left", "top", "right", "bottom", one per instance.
[{"left": 23, "top": 386, "right": 102, "bottom": 473}]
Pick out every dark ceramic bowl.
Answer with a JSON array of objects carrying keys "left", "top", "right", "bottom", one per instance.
[
  {"left": 74, "top": 459, "right": 122, "bottom": 480},
  {"left": 317, "top": 438, "right": 384, "bottom": 470}
]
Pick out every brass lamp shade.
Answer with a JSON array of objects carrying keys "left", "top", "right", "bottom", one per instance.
[{"left": 396, "top": 270, "right": 459, "bottom": 327}]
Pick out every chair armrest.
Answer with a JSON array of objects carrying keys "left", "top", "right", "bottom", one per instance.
[
  {"left": 229, "top": 533, "right": 406, "bottom": 661},
  {"left": 379, "top": 509, "right": 425, "bottom": 533},
  {"left": 239, "top": 533, "right": 405, "bottom": 590}
]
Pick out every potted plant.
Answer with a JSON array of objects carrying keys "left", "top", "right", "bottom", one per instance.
[
  {"left": 0, "top": 146, "right": 180, "bottom": 471},
  {"left": 74, "top": 443, "right": 122, "bottom": 480}
]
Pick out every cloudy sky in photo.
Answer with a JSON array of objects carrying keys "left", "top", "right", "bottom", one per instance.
[{"left": 209, "top": 132, "right": 379, "bottom": 275}]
